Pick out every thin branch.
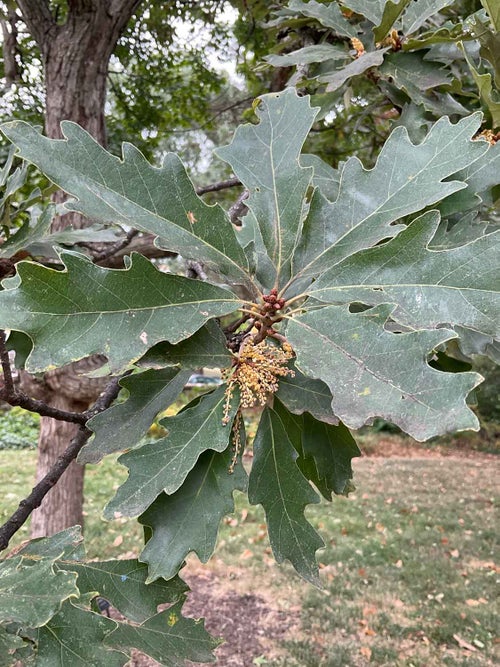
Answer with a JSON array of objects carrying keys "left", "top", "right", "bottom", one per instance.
[
  {"left": 92, "top": 228, "right": 139, "bottom": 264},
  {"left": 0, "top": 375, "right": 123, "bottom": 553},
  {"left": 0, "top": 331, "right": 86, "bottom": 424},
  {"left": 196, "top": 177, "right": 241, "bottom": 196}
]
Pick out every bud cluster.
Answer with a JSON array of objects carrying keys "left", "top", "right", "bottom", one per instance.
[{"left": 222, "top": 338, "right": 294, "bottom": 425}]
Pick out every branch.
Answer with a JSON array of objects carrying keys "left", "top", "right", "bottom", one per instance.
[
  {"left": 196, "top": 177, "right": 241, "bottom": 196},
  {"left": 0, "top": 374, "right": 123, "bottom": 553},
  {"left": 0, "top": 331, "right": 86, "bottom": 425},
  {"left": 15, "top": 0, "right": 55, "bottom": 47}
]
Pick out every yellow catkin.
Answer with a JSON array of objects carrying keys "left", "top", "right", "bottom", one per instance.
[{"left": 222, "top": 339, "right": 295, "bottom": 425}]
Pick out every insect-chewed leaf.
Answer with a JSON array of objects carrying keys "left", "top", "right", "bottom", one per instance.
[
  {"left": 287, "top": 304, "right": 481, "bottom": 441},
  {"left": 139, "top": 445, "right": 248, "bottom": 582},
  {"left": 292, "top": 112, "right": 488, "bottom": 281},
  {"left": 79, "top": 368, "right": 190, "bottom": 464},
  {"left": 215, "top": 88, "right": 318, "bottom": 285},
  {"left": 248, "top": 400, "right": 324, "bottom": 585},
  {"left": 0, "top": 625, "right": 27, "bottom": 666},
  {"left": 0, "top": 120, "right": 251, "bottom": 288},
  {"left": 311, "top": 211, "right": 500, "bottom": 342},
  {"left": 58, "top": 559, "right": 188, "bottom": 623},
  {"left": 104, "top": 385, "right": 239, "bottom": 520},
  {"left": 0, "top": 252, "right": 240, "bottom": 373}
]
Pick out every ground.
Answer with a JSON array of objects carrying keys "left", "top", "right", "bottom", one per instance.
[{"left": 1, "top": 436, "right": 498, "bottom": 666}]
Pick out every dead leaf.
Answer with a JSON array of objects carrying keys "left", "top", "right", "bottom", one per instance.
[
  {"left": 453, "top": 634, "right": 477, "bottom": 651},
  {"left": 112, "top": 535, "right": 123, "bottom": 547},
  {"left": 239, "top": 548, "right": 253, "bottom": 560},
  {"left": 360, "top": 647, "right": 372, "bottom": 660}
]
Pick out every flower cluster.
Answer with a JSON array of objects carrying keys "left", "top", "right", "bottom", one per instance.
[{"left": 222, "top": 338, "right": 294, "bottom": 425}]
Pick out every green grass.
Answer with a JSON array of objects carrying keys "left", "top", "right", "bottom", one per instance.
[{"left": 0, "top": 450, "right": 498, "bottom": 666}]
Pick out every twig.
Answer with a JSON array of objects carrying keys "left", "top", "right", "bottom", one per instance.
[
  {"left": 92, "top": 228, "right": 139, "bottom": 264},
  {"left": 0, "top": 375, "right": 123, "bottom": 553},
  {"left": 0, "top": 331, "right": 85, "bottom": 424},
  {"left": 196, "top": 177, "right": 241, "bottom": 196}
]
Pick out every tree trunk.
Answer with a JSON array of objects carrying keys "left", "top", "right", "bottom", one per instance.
[{"left": 16, "top": 0, "right": 142, "bottom": 538}]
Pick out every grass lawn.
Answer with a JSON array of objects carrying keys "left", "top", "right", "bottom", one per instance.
[{"left": 0, "top": 447, "right": 498, "bottom": 666}]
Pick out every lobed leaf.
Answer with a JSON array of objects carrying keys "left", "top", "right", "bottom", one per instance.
[
  {"left": 59, "top": 559, "right": 188, "bottom": 623},
  {"left": 0, "top": 252, "right": 240, "bottom": 373},
  {"left": 104, "top": 385, "right": 239, "bottom": 519},
  {"left": 301, "top": 414, "right": 361, "bottom": 498},
  {"left": 79, "top": 368, "right": 190, "bottom": 464},
  {"left": 35, "top": 599, "right": 125, "bottom": 667},
  {"left": 311, "top": 211, "right": 500, "bottom": 342},
  {"left": 286, "top": 0, "right": 358, "bottom": 37},
  {"left": 0, "top": 557, "right": 78, "bottom": 629},
  {"left": 0, "top": 120, "right": 252, "bottom": 289},
  {"left": 248, "top": 400, "right": 324, "bottom": 585},
  {"left": 215, "top": 88, "right": 318, "bottom": 285},
  {"left": 292, "top": 112, "right": 488, "bottom": 281},
  {"left": 139, "top": 445, "right": 247, "bottom": 582},
  {"left": 105, "top": 601, "right": 218, "bottom": 666},
  {"left": 287, "top": 304, "right": 481, "bottom": 440}
]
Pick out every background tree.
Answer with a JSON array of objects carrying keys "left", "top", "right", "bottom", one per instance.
[{"left": 0, "top": 0, "right": 241, "bottom": 537}]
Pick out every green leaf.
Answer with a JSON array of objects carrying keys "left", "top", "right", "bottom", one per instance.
[
  {"left": 400, "top": 0, "right": 456, "bottom": 34},
  {"left": 0, "top": 625, "right": 26, "bottom": 667},
  {"left": 301, "top": 414, "right": 361, "bottom": 497},
  {"left": 104, "top": 385, "right": 239, "bottom": 519},
  {"left": 320, "top": 49, "right": 389, "bottom": 92},
  {"left": 455, "top": 326, "right": 500, "bottom": 364},
  {"left": 0, "top": 557, "right": 78, "bottom": 628},
  {"left": 379, "top": 52, "right": 453, "bottom": 97},
  {"left": 18, "top": 526, "right": 85, "bottom": 561},
  {"left": 301, "top": 154, "right": 340, "bottom": 201},
  {"left": 139, "top": 445, "right": 247, "bottom": 582},
  {"left": 264, "top": 44, "right": 347, "bottom": 67},
  {"left": 464, "top": 50, "right": 500, "bottom": 128},
  {"left": 480, "top": 0, "right": 500, "bottom": 31},
  {"left": 287, "top": 304, "right": 481, "bottom": 440},
  {"left": 137, "top": 320, "right": 232, "bottom": 370},
  {"left": 248, "top": 400, "right": 324, "bottom": 585},
  {"left": 0, "top": 252, "right": 240, "bottom": 373},
  {"left": 215, "top": 88, "right": 318, "bottom": 285},
  {"left": 276, "top": 364, "right": 338, "bottom": 424},
  {"left": 311, "top": 211, "right": 500, "bottom": 342},
  {"left": 286, "top": 0, "right": 358, "bottom": 37},
  {"left": 291, "top": 112, "right": 487, "bottom": 280},
  {"left": 105, "top": 601, "right": 218, "bottom": 666},
  {"left": 373, "top": 0, "right": 412, "bottom": 42},
  {"left": 0, "top": 121, "right": 252, "bottom": 288},
  {"left": 342, "top": 0, "right": 412, "bottom": 40},
  {"left": 79, "top": 368, "right": 190, "bottom": 464},
  {"left": 59, "top": 560, "right": 188, "bottom": 623},
  {"left": 35, "top": 599, "right": 125, "bottom": 667}
]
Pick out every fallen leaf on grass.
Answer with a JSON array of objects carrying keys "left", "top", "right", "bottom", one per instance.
[
  {"left": 360, "top": 646, "right": 372, "bottom": 660},
  {"left": 453, "top": 634, "right": 477, "bottom": 651},
  {"left": 240, "top": 548, "right": 254, "bottom": 560},
  {"left": 466, "top": 598, "right": 488, "bottom": 606},
  {"left": 113, "top": 534, "right": 123, "bottom": 547}
]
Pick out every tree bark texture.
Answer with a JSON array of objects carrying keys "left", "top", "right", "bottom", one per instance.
[{"left": 15, "top": 0, "right": 142, "bottom": 538}]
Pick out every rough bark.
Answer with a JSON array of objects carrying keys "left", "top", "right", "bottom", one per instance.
[{"left": 15, "top": 0, "right": 142, "bottom": 538}]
